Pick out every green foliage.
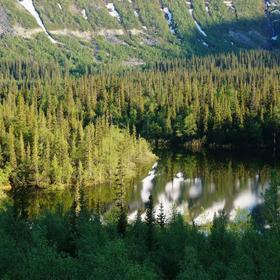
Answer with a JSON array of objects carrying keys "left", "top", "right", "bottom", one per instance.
[
  {"left": 2, "top": 51, "right": 280, "bottom": 191},
  {"left": 89, "top": 240, "right": 156, "bottom": 280},
  {"left": 145, "top": 194, "right": 155, "bottom": 250},
  {"left": 1, "top": 0, "right": 38, "bottom": 28},
  {"left": 177, "top": 246, "right": 210, "bottom": 280},
  {"left": 1, "top": 0, "right": 279, "bottom": 67},
  {"left": 0, "top": 64, "right": 156, "bottom": 189},
  {"left": 0, "top": 170, "right": 279, "bottom": 279},
  {"left": 157, "top": 202, "right": 166, "bottom": 229},
  {"left": 0, "top": 166, "right": 11, "bottom": 187},
  {"left": 263, "top": 171, "right": 280, "bottom": 234}
]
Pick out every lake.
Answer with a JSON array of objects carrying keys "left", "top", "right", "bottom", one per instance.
[{"left": 5, "top": 150, "right": 278, "bottom": 224}]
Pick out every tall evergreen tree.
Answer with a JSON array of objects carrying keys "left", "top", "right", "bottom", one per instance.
[
  {"left": 157, "top": 201, "right": 166, "bottom": 229},
  {"left": 145, "top": 194, "right": 155, "bottom": 250},
  {"left": 264, "top": 171, "right": 280, "bottom": 235},
  {"left": 115, "top": 158, "right": 127, "bottom": 237}
]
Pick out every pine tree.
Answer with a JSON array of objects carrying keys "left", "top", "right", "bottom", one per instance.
[
  {"left": 157, "top": 201, "right": 166, "bottom": 229},
  {"left": 177, "top": 247, "right": 210, "bottom": 280},
  {"left": 8, "top": 127, "right": 17, "bottom": 169},
  {"left": 0, "top": 145, "right": 4, "bottom": 168},
  {"left": 32, "top": 126, "right": 39, "bottom": 185},
  {"left": 145, "top": 194, "right": 155, "bottom": 250},
  {"left": 68, "top": 184, "right": 81, "bottom": 257},
  {"left": 115, "top": 158, "right": 127, "bottom": 237},
  {"left": 135, "top": 208, "right": 142, "bottom": 229},
  {"left": 264, "top": 171, "right": 280, "bottom": 235},
  {"left": 19, "top": 132, "right": 25, "bottom": 163},
  {"left": 50, "top": 155, "right": 62, "bottom": 185}
]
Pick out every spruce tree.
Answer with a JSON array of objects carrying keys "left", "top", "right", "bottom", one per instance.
[
  {"left": 19, "top": 132, "right": 25, "bottom": 164},
  {"left": 264, "top": 171, "right": 280, "bottom": 235},
  {"left": 8, "top": 127, "right": 17, "bottom": 169},
  {"left": 115, "top": 158, "right": 127, "bottom": 237},
  {"left": 157, "top": 201, "right": 166, "bottom": 229},
  {"left": 145, "top": 194, "right": 155, "bottom": 250}
]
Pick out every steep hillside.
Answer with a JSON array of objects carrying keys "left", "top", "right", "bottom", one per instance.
[{"left": 0, "top": 0, "right": 279, "bottom": 68}]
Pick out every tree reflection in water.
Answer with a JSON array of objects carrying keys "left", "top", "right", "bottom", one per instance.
[{"left": 3, "top": 150, "right": 278, "bottom": 224}]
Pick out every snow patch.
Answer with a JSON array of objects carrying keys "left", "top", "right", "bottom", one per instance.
[
  {"left": 82, "top": 9, "right": 88, "bottom": 20},
  {"left": 57, "top": 3, "right": 62, "bottom": 10},
  {"left": 188, "top": 8, "right": 207, "bottom": 37},
  {"left": 264, "top": 0, "right": 278, "bottom": 40},
  {"left": 162, "top": 7, "right": 176, "bottom": 35},
  {"left": 205, "top": 0, "right": 210, "bottom": 14},
  {"left": 224, "top": 0, "right": 236, "bottom": 12},
  {"left": 202, "top": 41, "right": 209, "bottom": 47},
  {"left": 18, "top": 0, "right": 57, "bottom": 43},
  {"left": 106, "top": 3, "right": 121, "bottom": 21}
]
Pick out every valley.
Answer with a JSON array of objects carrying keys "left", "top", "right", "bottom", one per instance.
[{"left": 0, "top": 2, "right": 280, "bottom": 279}]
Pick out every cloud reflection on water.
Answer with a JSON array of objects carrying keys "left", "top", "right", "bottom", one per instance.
[{"left": 129, "top": 157, "right": 268, "bottom": 224}]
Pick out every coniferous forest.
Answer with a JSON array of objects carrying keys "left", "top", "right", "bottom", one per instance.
[
  {"left": 1, "top": 51, "right": 280, "bottom": 188},
  {"left": 0, "top": 50, "right": 280, "bottom": 279},
  {"left": 0, "top": 173, "right": 279, "bottom": 279}
]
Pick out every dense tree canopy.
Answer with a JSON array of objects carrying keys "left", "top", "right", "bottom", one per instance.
[
  {"left": 0, "top": 172, "right": 279, "bottom": 279},
  {"left": 0, "top": 52, "right": 279, "bottom": 196},
  {"left": 0, "top": 45, "right": 280, "bottom": 279},
  {"left": 1, "top": 50, "right": 280, "bottom": 189}
]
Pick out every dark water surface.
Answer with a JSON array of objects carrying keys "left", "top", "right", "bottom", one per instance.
[{"left": 6, "top": 150, "right": 279, "bottom": 224}]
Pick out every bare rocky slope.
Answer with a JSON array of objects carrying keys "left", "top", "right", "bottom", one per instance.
[
  {"left": 0, "top": 5, "right": 12, "bottom": 35},
  {"left": 0, "top": 0, "right": 279, "bottom": 66}
]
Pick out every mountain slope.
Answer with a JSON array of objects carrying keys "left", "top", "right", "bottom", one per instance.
[{"left": 0, "top": 0, "right": 279, "bottom": 67}]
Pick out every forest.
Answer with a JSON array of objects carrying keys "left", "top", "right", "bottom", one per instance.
[
  {"left": 0, "top": 172, "right": 279, "bottom": 279},
  {"left": 1, "top": 50, "right": 280, "bottom": 189},
  {"left": 0, "top": 49, "right": 280, "bottom": 279}
]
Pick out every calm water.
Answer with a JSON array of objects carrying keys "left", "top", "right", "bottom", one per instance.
[{"left": 6, "top": 150, "right": 279, "bottom": 224}]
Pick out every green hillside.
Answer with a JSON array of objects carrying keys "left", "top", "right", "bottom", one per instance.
[{"left": 0, "top": 0, "right": 279, "bottom": 68}]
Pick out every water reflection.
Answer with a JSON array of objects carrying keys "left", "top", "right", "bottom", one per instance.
[
  {"left": 127, "top": 151, "right": 275, "bottom": 224},
  {"left": 194, "top": 200, "right": 226, "bottom": 225},
  {"left": 2, "top": 150, "right": 277, "bottom": 224},
  {"left": 141, "top": 162, "right": 158, "bottom": 203}
]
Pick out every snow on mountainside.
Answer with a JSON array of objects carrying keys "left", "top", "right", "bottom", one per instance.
[
  {"left": 265, "top": 0, "right": 280, "bottom": 41},
  {"left": 0, "top": 0, "right": 279, "bottom": 64},
  {"left": 188, "top": 7, "right": 207, "bottom": 37},
  {"left": 162, "top": 7, "right": 176, "bottom": 35},
  {"left": 18, "top": 0, "right": 57, "bottom": 43},
  {"left": 106, "top": 3, "right": 121, "bottom": 21}
]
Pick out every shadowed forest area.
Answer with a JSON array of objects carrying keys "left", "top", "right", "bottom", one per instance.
[{"left": 0, "top": 171, "right": 279, "bottom": 279}]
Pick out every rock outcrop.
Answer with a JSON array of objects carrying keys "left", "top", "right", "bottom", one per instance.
[{"left": 0, "top": 5, "right": 12, "bottom": 36}]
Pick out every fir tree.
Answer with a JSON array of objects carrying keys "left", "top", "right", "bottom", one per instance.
[
  {"left": 264, "top": 171, "right": 280, "bottom": 235},
  {"left": 115, "top": 158, "right": 127, "bottom": 237},
  {"left": 157, "top": 201, "right": 166, "bottom": 229},
  {"left": 145, "top": 194, "right": 155, "bottom": 250}
]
